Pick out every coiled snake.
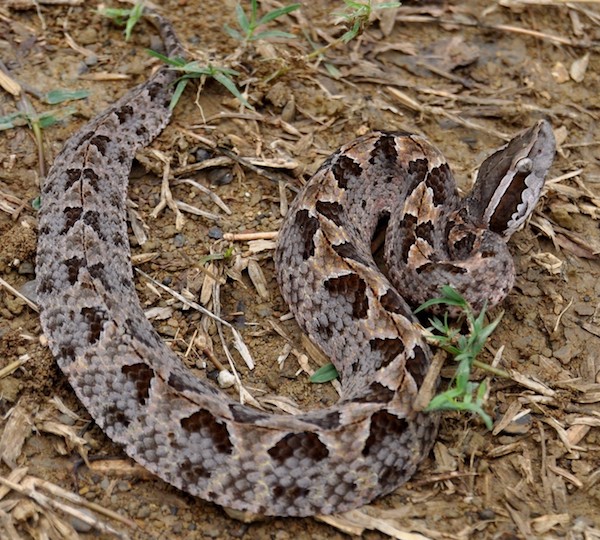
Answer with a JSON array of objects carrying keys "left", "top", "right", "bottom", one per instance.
[{"left": 35, "top": 11, "right": 556, "bottom": 516}]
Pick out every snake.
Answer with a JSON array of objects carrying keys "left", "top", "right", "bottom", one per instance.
[{"left": 35, "top": 10, "right": 556, "bottom": 517}]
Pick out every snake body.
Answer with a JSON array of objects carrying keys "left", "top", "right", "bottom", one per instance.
[{"left": 35, "top": 12, "right": 556, "bottom": 516}]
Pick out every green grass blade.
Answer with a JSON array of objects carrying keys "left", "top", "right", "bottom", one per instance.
[
  {"left": 124, "top": 0, "right": 145, "bottom": 40},
  {"left": 257, "top": 3, "right": 301, "bottom": 26},
  {"left": 212, "top": 71, "right": 252, "bottom": 109},
  {"left": 310, "top": 363, "right": 339, "bottom": 383},
  {"left": 251, "top": 30, "right": 296, "bottom": 41},
  {"left": 44, "top": 89, "right": 90, "bottom": 104},
  {"left": 169, "top": 79, "right": 188, "bottom": 109},
  {"left": 146, "top": 49, "right": 187, "bottom": 67},
  {"left": 235, "top": 3, "right": 251, "bottom": 35},
  {"left": 224, "top": 24, "right": 243, "bottom": 40}
]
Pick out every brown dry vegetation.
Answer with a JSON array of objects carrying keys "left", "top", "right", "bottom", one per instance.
[{"left": 0, "top": 0, "right": 599, "bottom": 538}]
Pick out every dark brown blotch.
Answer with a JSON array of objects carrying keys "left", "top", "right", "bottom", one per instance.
[
  {"left": 362, "top": 410, "right": 407, "bottom": 457},
  {"left": 355, "top": 381, "right": 395, "bottom": 404},
  {"left": 324, "top": 273, "right": 369, "bottom": 319},
  {"left": 89, "top": 134, "right": 110, "bottom": 154},
  {"left": 294, "top": 209, "right": 319, "bottom": 260},
  {"left": 58, "top": 345, "right": 76, "bottom": 364},
  {"left": 62, "top": 207, "right": 83, "bottom": 233},
  {"left": 83, "top": 210, "right": 104, "bottom": 238},
  {"left": 379, "top": 289, "right": 406, "bottom": 315},
  {"left": 315, "top": 200, "right": 344, "bottom": 227},
  {"left": 370, "top": 337, "right": 405, "bottom": 368},
  {"left": 452, "top": 231, "right": 476, "bottom": 258},
  {"left": 37, "top": 275, "right": 53, "bottom": 295},
  {"left": 180, "top": 409, "right": 233, "bottom": 455},
  {"left": 80, "top": 306, "right": 107, "bottom": 343},
  {"left": 415, "top": 221, "right": 434, "bottom": 247},
  {"left": 115, "top": 104, "right": 134, "bottom": 124},
  {"left": 368, "top": 134, "right": 399, "bottom": 166},
  {"left": 416, "top": 262, "right": 467, "bottom": 276},
  {"left": 63, "top": 257, "right": 85, "bottom": 285},
  {"left": 121, "top": 363, "right": 155, "bottom": 405},
  {"left": 425, "top": 163, "right": 451, "bottom": 206},
  {"left": 398, "top": 213, "right": 417, "bottom": 262},
  {"left": 88, "top": 263, "right": 111, "bottom": 292},
  {"left": 332, "top": 241, "right": 370, "bottom": 267},
  {"left": 267, "top": 432, "right": 329, "bottom": 463},
  {"left": 135, "top": 124, "right": 149, "bottom": 138},
  {"left": 406, "top": 345, "right": 428, "bottom": 387},
  {"left": 82, "top": 168, "right": 100, "bottom": 192},
  {"left": 147, "top": 82, "right": 162, "bottom": 99},
  {"left": 64, "top": 168, "right": 81, "bottom": 190},
  {"left": 332, "top": 155, "right": 363, "bottom": 189},
  {"left": 407, "top": 158, "right": 429, "bottom": 185}
]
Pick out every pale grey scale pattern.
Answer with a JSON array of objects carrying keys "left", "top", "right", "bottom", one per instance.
[{"left": 35, "top": 9, "right": 556, "bottom": 517}]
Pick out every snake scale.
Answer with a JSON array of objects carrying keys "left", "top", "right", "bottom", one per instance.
[{"left": 35, "top": 11, "right": 556, "bottom": 516}]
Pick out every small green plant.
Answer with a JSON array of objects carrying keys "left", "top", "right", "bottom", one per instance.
[
  {"left": 311, "top": 286, "right": 505, "bottom": 429},
  {"left": 0, "top": 106, "right": 77, "bottom": 132},
  {"left": 146, "top": 50, "right": 252, "bottom": 110},
  {"left": 305, "top": 0, "right": 401, "bottom": 64},
  {"left": 224, "top": 0, "right": 301, "bottom": 43},
  {"left": 335, "top": 0, "right": 401, "bottom": 43},
  {"left": 98, "top": 0, "right": 145, "bottom": 41},
  {"left": 414, "top": 286, "right": 504, "bottom": 429},
  {"left": 198, "top": 246, "right": 235, "bottom": 265}
]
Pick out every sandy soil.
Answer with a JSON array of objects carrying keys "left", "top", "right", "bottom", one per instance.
[{"left": 1, "top": 0, "right": 599, "bottom": 538}]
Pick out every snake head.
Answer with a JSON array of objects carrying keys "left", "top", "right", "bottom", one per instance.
[{"left": 466, "top": 120, "right": 556, "bottom": 239}]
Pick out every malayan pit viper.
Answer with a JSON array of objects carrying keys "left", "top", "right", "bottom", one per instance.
[{"left": 35, "top": 10, "right": 556, "bottom": 516}]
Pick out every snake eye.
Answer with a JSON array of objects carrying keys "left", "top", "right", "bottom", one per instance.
[{"left": 515, "top": 157, "right": 533, "bottom": 173}]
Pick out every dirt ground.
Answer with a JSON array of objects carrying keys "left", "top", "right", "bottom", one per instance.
[{"left": 0, "top": 0, "right": 599, "bottom": 538}]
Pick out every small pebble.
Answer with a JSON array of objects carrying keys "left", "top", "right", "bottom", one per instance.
[
  {"left": 57, "top": 413, "right": 76, "bottom": 426},
  {"left": 136, "top": 505, "right": 151, "bottom": 519},
  {"left": 77, "top": 27, "right": 98, "bottom": 45},
  {"left": 553, "top": 343, "right": 577, "bottom": 364},
  {"left": 208, "top": 226, "right": 223, "bottom": 239},
  {"left": 84, "top": 54, "right": 98, "bottom": 66},
  {"left": 17, "top": 261, "right": 34, "bottom": 275},
  {"left": 195, "top": 148, "right": 212, "bottom": 162},
  {"left": 265, "top": 372, "right": 280, "bottom": 391},
  {"left": 71, "top": 516, "right": 93, "bottom": 533},
  {"left": 19, "top": 280, "right": 37, "bottom": 303},
  {"left": 478, "top": 508, "right": 496, "bottom": 520},
  {"left": 207, "top": 167, "right": 233, "bottom": 186},
  {"left": 158, "top": 325, "right": 178, "bottom": 337},
  {"left": 149, "top": 35, "right": 163, "bottom": 52},
  {"left": 117, "top": 480, "right": 131, "bottom": 492},
  {"left": 173, "top": 233, "right": 186, "bottom": 248},
  {"left": 573, "top": 302, "right": 595, "bottom": 316},
  {"left": 203, "top": 526, "right": 220, "bottom": 537},
  {"left": 256, "top": 305, "right": 272, "bottom": 318}
]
